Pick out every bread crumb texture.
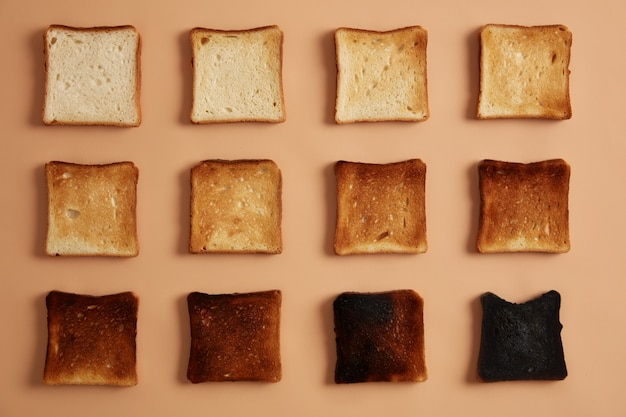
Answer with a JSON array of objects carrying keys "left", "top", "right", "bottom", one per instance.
[
  {"left": 477, "top": 159, "right": 570, "bottom": 253},
  {"left": 189, "top": 159, "right": 282, "bottom": 253},
  {"left": 187, "top": 290, "right": 282, "bottom": 382},
  {"left": 190, "top": 26, "right": 285, "bottom": 123},
  {"left": 45, "top": 161, "right": 139, "bottom": 257},
  {"left": 334, "top": 26, "right": 429, "bottom": 123},
  {"left": 44, "top": 291, "right": 139, "bottom": 386},
  {"left": 477, "top": 24, "right": 572, "bottom": 119},
  {"left": 334, "top": 159, "right": 427, "bottom": 255},
  {"left": 43, "top": 25, "right": 141, "bottom": 126},
  {"left": 333, "top": 290, "right": 427, "bottom": 383}
]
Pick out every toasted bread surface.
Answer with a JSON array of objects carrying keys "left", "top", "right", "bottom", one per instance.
[
  {"left": 334, "top": 26, "right": 429, "bottom": 123},
  {"left": 334, "top": 159, "right": 427, "bottom": 255},
  {"left": 187, "top": 290, "right": 282, "bottom": 383},
  {"left": 333, "top": 290, "right": 427, "bottom": 383},
  {"left": 478, "top": 291, "right": 567, "bottom": 382},
  {"left": 43, "top": 25, "right": 141, "bottom": 126},
  {"left": 477, "top": 159, "right": 570, "bottom": 253},
  {"left": 190, "top": 25, "right": 285, "bottom": 123},
  {"left": 44, "top": 291, "right": 139, "bottom": 386},
  {"left": 45, "top": 161, "right": 139, "bottom": 257},
  {"left": 477, "top": 24, "right": 572, "bottom": 119},
  {"left": 189, "top": 159, "right": 282, "bottom": 253}
]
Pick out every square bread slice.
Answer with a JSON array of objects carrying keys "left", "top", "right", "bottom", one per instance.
[
  {"left": 43, "top": 25, "right": 141, "bottom": 126},
  {"left": 476, "top": 159, "right": 570, "bottom": 253},
  {"left": 187, "top": 290, "right": 282, "bottom": 383},
  {"left": 334, "top": 159, "right": 427, "bottom": 255},
  {"left": 190, "top": 26, "right": 285, "bottom": 123},
  {"left": 477, "top": 24, "right": 572, "bottom": 119},
  {"left": 478, "top": 290, "right": 567, "bottom": 382},
  {"left": 45, "top": 161, "right": 139, "bottom": 257},
  {"left": 333, "top": 290, "right": 427, "bottom": 383},
  {"left": 334, "top": 26, "right": 429, "bottom": 123},
  {"left": 44, "top": 290, "right": 139, "bottom": 386},
  {"left": 189, "top": 159, "right": 282, "bottom": 253}
]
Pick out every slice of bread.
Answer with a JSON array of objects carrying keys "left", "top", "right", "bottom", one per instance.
[
  {"left": 477, "top": 24, "right": 572, "bottom": 119},
  {"left": 333, "top": 290, "right": 427, "bottom": 383},
  {"left": 43, "top": 25, "right": 141, "bottom": 126},
  {"left": 478, "top": 291, "right": 567, "bottom": 382},
  {"left": 45, "top": 161, "right": 139, "bottom": 257},
  {"left": 44, "top": 290, "right": 139, "bottom": 386},
  {"left": 187, "top": 290, "right": 282, "bottom": 383},
  {"left": 476, "top": 159, "right": 570, "bottom": 253},
  {"left": 189, "top": 159, "right": 282, "bottom": 253},
  {"left": 190, "top": 26, "right": 285, "bottom": 123},
  {"left": 334, "top": 159, "right": 427, "bottom": 255},
  {"left": 334, "top": 26, "right": 429, "bottom": 123}
]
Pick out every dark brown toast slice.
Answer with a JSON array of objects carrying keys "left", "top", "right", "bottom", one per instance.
[
  {"left": 334, "top": 159, "right": 427, "bottom": 255},
  {"left": 44, "top": 290, "right": 139, "bottom": 386},
  {"left": 478, "top": 290, "right": 567, "bottom": 382},
  {"left": 187, "top": 290, "right": 282, "bottom": 383},
  {"left": 333, "top": 290, "right": 427, "bottom": 383},
  {"left": 477, "top": 159, "right": 570, "bottom": 253},
  {"left": 189, "top": 159, "right": 282, "bottom": 254}
]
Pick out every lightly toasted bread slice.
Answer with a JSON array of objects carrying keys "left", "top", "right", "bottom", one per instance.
[
  {"left": 45, "top": 161, "right": 139, "bottom": 257},
  {"left": 334, "top": 159, "right": 427, "bottom": 255},
  {"left": 190, "top": 26, "right": 286, "bottom": 123},
  {"left": 333, "top": 290, "right": 427, "bottom": 383},
  {"left": 43, "top": 25, "right": 141, "bottom": 126},
  {"left": 476, "top": 159, "right": 570, "bottom": 253},
  {"left": 334, "top": 26, "right": 429, "bottom": 123},
  {"left": 189, "top": 159, "right": 282, "bottom": 253},
  {"left": 478, "top": 290, "right": 567, "bottom": 382},
  {"left": 187, "top": 290, "right": 282, "bottom": 383},
  {"left": 44, "top": 290, "right": 139, "bottom": 386},
  {"left": 477, "top": 24, "right": 572, "bottom": 119}
]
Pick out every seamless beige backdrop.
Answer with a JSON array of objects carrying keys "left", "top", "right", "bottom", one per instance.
[{"left": 1, "top": 0, "right": 625, "bottom": 416}]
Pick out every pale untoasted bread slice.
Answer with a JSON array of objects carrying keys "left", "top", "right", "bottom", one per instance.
[
  {"left": 477, "top": 159, "right": 570, "bottom": 253},
  {"left": 44, "top": 291, "right": 139, "bottom": 386},
  {"left": 477, "top": 24, "right": 572, "bottom": 119},
  {"left": 45, "top": 161, "right": 139, "bottom": 257},
  {"left": 334, "top": 159, "right": 427, "bottom": 255},
  {"left": 43, "top": 25, "right": 141, "bottom": 126},
  {"left": 190, "top": 26, "right": 285, "bottom": 123},
  {"left": 187, "top": 290, "right": 282, "bottom": 383},
  {"left": 478, "top": 290, "right": 567, "bottom": 381},
  {"left": 334, "top": 26, "right": 429, "bottom": 123},
  {"left": 189, "top": 159, "right": 282, "bottom": 253},
  {"left": 333, "top": 290, "right": 427, "bottom": 383}
]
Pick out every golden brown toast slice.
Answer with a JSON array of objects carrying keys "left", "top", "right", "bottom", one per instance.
[
  {"left": 44, "top": 291, "right": 139, "bottom": 386},
  {"left": 333, "top": 290, "right": 427, "bottom": 383},
  {"left": 189, "top": 159, "right": 282, "bottom": 253},
  {"left": 334, "top": 159, "right": 427, "bottom": 255},
  {"left": 334, "top": 26, "right": 429, "bottom": 123},
  {"left": 477, "top": 24, "right": 572, "bottom": 119},
  {"left": 187, "top": 290, "right": 282, "bottom": 383},
  {"left": 45, "top": 161, "right": 139, "bottom": 257},
  {"left": 477, "top": 159, "right": 570, "bottom": 253}
]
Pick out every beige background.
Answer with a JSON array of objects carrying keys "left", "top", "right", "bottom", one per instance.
[{"left": 1, "top": 0, "right": 625, "bottom": 416}]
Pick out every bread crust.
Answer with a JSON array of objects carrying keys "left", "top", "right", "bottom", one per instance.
[
  {"left": 333, "top": 290, "right": 427, "bottom": 383},
  {"left": 477, "top": 159, "right": 570, "bottom": 253},
  {"left": 190, "top": 25, "right": 285, "bottom": 123},
  {"left": 477, "top": 24, "right": 572, "bottom": 119},
  {"left": 44, "top": 291, "right": 139, "bottom": 386},
  {"left": 45, "top": 161, "right": 139, "bottom": 257},
  {"left": 334, "top": 159, "right": 427, "bottom": 255},
  {"left": 43, "top": 25, "right": 142, "bottom": 126},
  {"left": 334, "top": 26, "right": 429, "bottom": 123},
  {"left": 187, "top": 290, "right": 282, "bottom": 383},
  {"left": 189, "top": 159, "right": 282, "bottom": 253}
]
